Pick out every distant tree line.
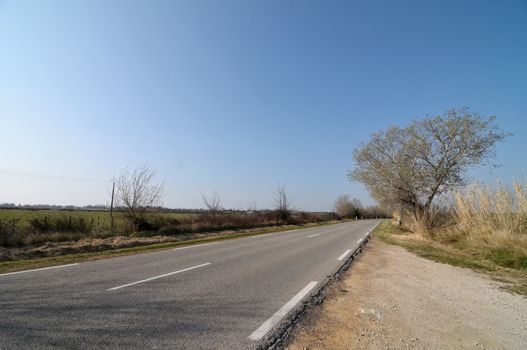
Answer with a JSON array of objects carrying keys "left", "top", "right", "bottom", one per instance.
[
  {"left": 0, "top": 203, "right": 109, "bottom": 211},
  {"left": 333, "top": 195, "right": 390, "bottom": 219}
]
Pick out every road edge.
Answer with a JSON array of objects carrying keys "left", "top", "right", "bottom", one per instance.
[{"left": 256, "top": 221, "right": 382, "bottom": 350}]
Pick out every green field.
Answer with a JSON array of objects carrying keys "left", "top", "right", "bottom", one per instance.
[
  {"left": 0, "top": 208, "right": 335, "bottom": 248},
  {"left": 0, "top": 209, "right": 194, "bottom": 233}
]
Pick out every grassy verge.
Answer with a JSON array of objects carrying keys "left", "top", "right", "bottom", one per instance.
[
  {"left": 373, "top": 220, "right": 527, "bottom": 296},
  {"left": 0, "top": 220, "right": 345, "bottom": 274}
]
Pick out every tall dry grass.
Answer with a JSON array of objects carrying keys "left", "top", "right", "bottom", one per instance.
[
  {"left": 453, "top": 182, "right": 527, "bottom": 236},
  {"left": 406, "top": 205, "right": 453, "bottom": 238},
  {"left": 448, "top": 181, "right": 527, "bottom": 269},
  {"left": 400, "top": 181, "right": 527, "bottom": 269}
]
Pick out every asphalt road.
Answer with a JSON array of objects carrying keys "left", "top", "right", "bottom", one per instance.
[{"left": 0, "top": 220, "right": 380, "bottom": 350}]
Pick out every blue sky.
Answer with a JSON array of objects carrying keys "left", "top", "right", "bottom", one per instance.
[{"left": 0, "top": 0, "right": 526, "bottom": 211}]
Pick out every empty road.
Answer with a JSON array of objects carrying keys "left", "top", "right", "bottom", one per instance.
[{"left": 0, "top": 220, "right": 380, "bottom": 349}]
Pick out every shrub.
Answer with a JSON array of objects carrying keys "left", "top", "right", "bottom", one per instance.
[
  {"left": 29, "top": 216, "right": 93, "bottom": 234},
  {"left": 0, "top": 219, "right": 19, "bottom": 246}
]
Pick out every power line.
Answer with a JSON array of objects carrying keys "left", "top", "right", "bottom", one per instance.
[{"left": 0, "top": 169, "right": 109, "bottom": 184}]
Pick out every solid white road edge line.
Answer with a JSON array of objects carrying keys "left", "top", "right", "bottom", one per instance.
[
  {"left": 248, "top": 281, "right": 318, "bottom": 341},
  {"left": 337, "top": 249, "right": 352, "bottom": 261},
  {"left": 0, "top": 263, "right": 79, "bottom": 277},
  {"left": 107, "top": 263, "right": 210, "bottom": 291},
  {"left": 357, "top": 238, "right": 364, "bottom": 244},
  {"left": 307, "top": 233, "right": 320, "bottom": 238},
  {"left": 172, "top": 242, "right": 219, "bottom": 251}
]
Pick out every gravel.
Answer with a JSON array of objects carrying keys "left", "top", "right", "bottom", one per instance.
[{"left": 286, "top": 238, "right": 527, "bottom": 350}]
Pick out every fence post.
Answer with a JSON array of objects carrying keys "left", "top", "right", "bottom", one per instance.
[{"left": 110, "top": 182, "right": 115, "bottom": 232}]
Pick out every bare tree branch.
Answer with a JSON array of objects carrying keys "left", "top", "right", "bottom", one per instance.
[
  {"left": 114, "top": 163, "right": 165, "bottom": 231},
  {"left": 201, "top": 192, "right": 222, "bottom": 215}
]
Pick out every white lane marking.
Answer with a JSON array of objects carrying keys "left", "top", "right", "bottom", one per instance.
[
  {"left": 307, "top": 233, "right": 320, "bottom": 238},
  {"left": 172, "top": 242, "right": 219, "bottom": 251},
  {"left": 337, "top": 249, "right": 352, "bottom": 261},
  {"left": 0, "top": 263, "right": 79, "bottom": 277},
  {"left": 248, "top": 281, "right": 318, "bottom": 341},
  {"left": 249, "top": 225, "right": 333, "bottom": 238},
  {"left": 248, "top": 233, "right": 273, "bottom": 239},
  {"left": 357, "top": 238, "right": 364, "bottom": 244},
  {"left": 107, "top": 263, "right": 210, "bottom": 291}
]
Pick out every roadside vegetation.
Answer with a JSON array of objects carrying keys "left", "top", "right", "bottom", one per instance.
[
  {"left": 0, "top": 163, "right": 390, "bottom": 264},
  {"left": 350, "top": 107, "right": 510, "bottom": 232},
  {"left": 332, "top": 194, "right": 389, "bottom": 219},
  {"left": 0, "top": 166, "right": 339, "bottom": 250},
  {"left": 387, "top": 181, "right": 527, "bottom": 271},
  {"left": 0, "top": 208, "right": 338, "bottom": 248},
  {"left": 350, "top": 108, "right": 526, "bottom": 294},
  {"left": 374, "top": 219, "right": 527, "bottom": 296},
  {"left": 0, "top": 219, "right": 347, "bottom": 274}
]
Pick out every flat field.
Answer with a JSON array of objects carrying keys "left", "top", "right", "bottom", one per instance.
[{"left": 0, "top": 209, "right": 194, "bottom": 234}]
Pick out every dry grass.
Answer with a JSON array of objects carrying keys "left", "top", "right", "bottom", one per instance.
[
  {"left": 0, "top": 219, "right": 345, "bottom": 274},
  {"left": 0, "top": 209, "right": 335, "bottom": 247},
  {"left": 398, "top": 181, "right": 527, "bottom": 270},
  {"left": 440, "top": 181, "right": 527, "bottom": 269},
  {"left": 453, "top": 182, "right": 527, "bottom": 236},
  {"left": 374, "top": 221, "right": 527, "bottom": 296},
  {"left": 396, "top": 181, "right": 527, "bottom": 272}
]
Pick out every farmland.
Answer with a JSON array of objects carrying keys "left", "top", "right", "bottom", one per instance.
[
  {"left": 0, "top": 208, "right": 339, "bottom": 251},
  {"left": 0, "top": 208, "right": 193, "bottom": 233}
]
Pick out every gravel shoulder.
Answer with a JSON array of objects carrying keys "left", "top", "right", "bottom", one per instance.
[{"left": 286, "top": 237, "right": 527, "bottom": 350}]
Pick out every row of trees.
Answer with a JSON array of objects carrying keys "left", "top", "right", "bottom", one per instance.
[
  {"left": 112, "top": 164, "right": 389, "bottom": 232},
  {"left": 112, "top": 166, "right": 300, "bottom": 231},
  {"left": 117, "top": 108, "right": 501, "bottom": 233},
  {"left": 333, "top": 195, "right": 390, "bottom": 219}
]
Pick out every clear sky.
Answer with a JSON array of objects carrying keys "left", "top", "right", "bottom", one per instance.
[{"left": 1, "top": 0, "right": 526, "bottom": 211}]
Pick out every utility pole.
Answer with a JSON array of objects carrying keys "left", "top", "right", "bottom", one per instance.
[{"left": 110, "top": 182, "right": 115, "bottom": 232}]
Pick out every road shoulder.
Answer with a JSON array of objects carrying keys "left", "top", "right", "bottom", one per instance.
[{"left": 285, "top": 238, "right": 527, "bottom": 350}]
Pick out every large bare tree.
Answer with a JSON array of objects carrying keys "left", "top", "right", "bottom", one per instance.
[
  {"left": 349, "top": 107, "right": 509, "bottom": 229},
  {"left": 114, "top": 164, "right": 165, "bottom": 230}
]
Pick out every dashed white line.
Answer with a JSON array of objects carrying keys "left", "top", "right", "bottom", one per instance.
[
  {"left": 307, "top": 233, "right": 320, "bottom": 238},
  {"left": 107, "top": 263, "right": 210, "bottom": 291},
  {"left": 0, "top": 263, "right": 79, "bottom": 277},
  {"left": 337, "top": 249, "right": 352, "bottom": 261},
  {"left": 172, "top": 242, "right": 219, "bottom": 251},
  {"left": 248, "top": 281, "right": 318, "bottom": 341}
]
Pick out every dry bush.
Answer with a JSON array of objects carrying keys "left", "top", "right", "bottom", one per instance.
[
  {"left": 29, "top": 216, "right": 94, "bottom": 234},
  {"left": 406, "top": 205, "right": 453, "bottom": 238}
]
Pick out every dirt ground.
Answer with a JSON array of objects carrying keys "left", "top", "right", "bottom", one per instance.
[
  {"left": 0, "top": 235, "right": 181, "bottom": 261},
  {"left": 286, "top": 238, "right": 527, "bottom": 350}
]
